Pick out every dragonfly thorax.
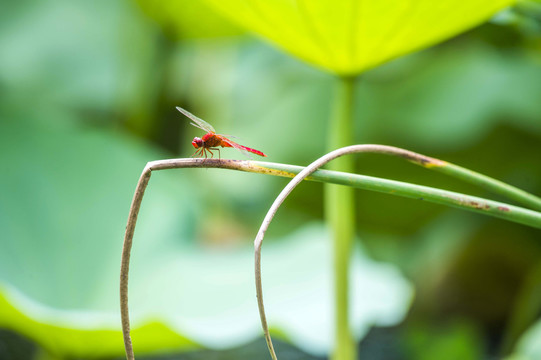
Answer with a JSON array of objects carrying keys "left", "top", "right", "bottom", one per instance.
[{"left": 192, "top": 137, "right": 204, "bottom": 149}]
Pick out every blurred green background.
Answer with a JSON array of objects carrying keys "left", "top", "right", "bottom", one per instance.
[{"left": 1, "top": 0, "right": 541, "bottom": 359}]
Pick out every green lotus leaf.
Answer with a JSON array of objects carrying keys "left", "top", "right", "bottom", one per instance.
[
  {"left": 137, "top": 0, "right": 243, "bottom": 39},
  {"left": 0, "top": 288, "right": 198, "bottom": 358},
  {"left": 204, "top": 0, "right": 515, "bottom": 74}
]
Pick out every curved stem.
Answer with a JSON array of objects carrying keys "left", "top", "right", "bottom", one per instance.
[
  {"left": 252, "top": 145, "right": 541, "bottom": 359},
  {"left": 120, "top": 165, "right": 152, "bottom": 360},
  {"left": 434, "top": 162, "right": 541, "bottom": 211},
  {"left": 120, "top": 152, "right": 541, "bottom": 359},
  {"left": 255, "top": 145, "right": 370, "bottom": 360}
]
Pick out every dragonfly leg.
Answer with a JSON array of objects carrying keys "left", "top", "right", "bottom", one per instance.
[
  {"left": 191, "top": 148, "right": 201, "bottom": 158},
  {"left": 208, "top": 148, "right": 220, "bottom": 159}
]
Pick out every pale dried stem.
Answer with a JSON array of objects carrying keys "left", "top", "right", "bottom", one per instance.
[
  {"left": 120, "top": 158, "right": 285, "bottom": 359},
  {"left": 254, "top": 144, "right": 457, "bottom": 359}
]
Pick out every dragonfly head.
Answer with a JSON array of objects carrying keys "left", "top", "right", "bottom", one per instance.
[{"left": 192, "top": 137, "right": 203, "bottom": 149}]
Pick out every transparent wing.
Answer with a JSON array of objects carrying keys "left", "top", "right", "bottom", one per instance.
[
  {"left": 223, "top": 138, "right": 254, "bottom": 159},
  {"left": 176, "top": 106, "right": 215, "bottom": 133},
  {"left": 222, "top": 137, "right": 246, "bottom": 150}
]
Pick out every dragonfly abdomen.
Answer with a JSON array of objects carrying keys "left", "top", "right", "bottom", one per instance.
[{"left": 239, "top": 146, "right": 267, "bottom": 157}]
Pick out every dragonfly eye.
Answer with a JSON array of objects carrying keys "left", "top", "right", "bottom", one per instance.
[{"left": 192, "top": 137, "right": 203, "bottom": 148}]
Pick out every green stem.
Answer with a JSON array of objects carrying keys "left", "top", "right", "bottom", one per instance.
[
  {"left": 325, "top": 76, "right": 357, "bottom": 360},
  {"left": 140, "top": 157, "right": 541, "bottom": 229},
  {"left": 255, "top": 161, "right": 541, "bottom": 229},
  {"left": 435, "top": 163, "right": 541, "bottom": 211}
]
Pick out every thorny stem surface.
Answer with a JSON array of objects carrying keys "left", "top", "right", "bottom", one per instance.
[{"left": 120, "top": 148, "right": 541, "bottom": 359}]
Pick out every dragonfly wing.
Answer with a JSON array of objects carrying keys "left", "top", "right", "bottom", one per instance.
[
  {"left": 176, "top": 106, "right": 215, "bottom": 133},
  {"left": 222, "top": 137, "right": 245, "bottom": 150},
  {"left": 224, "top": 139, "right": 254, "bottom": 159}
]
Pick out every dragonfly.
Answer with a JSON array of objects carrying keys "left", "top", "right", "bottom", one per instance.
[{"left": 176, "top": 106, "right": 267, "bottom": 159}]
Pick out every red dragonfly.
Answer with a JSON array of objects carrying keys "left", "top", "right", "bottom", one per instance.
[{"left": 177, "top": 106, "right": 267, "bottom": 159}]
